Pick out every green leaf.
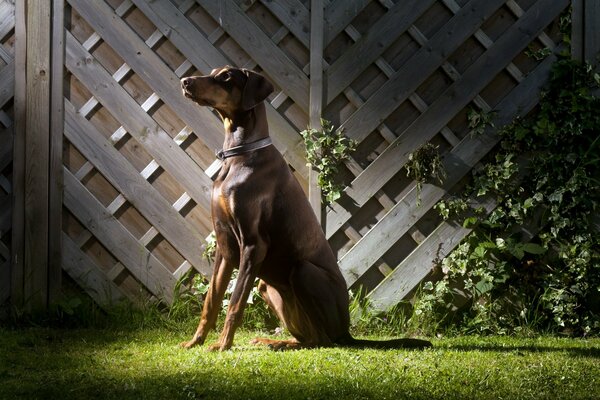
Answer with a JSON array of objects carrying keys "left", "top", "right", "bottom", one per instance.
[
  {"left": 522, "top": 243, "right": 547, "bottom": 255},
  {"left": 475, "top": 279, "right": 494, "bottom": 295},
  {"left": 463, "top": 216, "right": 478, "bottom": 228}
]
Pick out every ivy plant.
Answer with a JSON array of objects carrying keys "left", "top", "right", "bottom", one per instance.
[
  {"left": 422, "top": 56, "right": 600, "bottom": 336},
  {"left": 406, "top": 142, "right": 446, "bottom": 206},
  {"left": 301, "top": 119, "right": 356, "bottom": 205}
]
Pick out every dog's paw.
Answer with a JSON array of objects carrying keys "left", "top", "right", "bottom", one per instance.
[
  {"left": 179, "top": 337, "right": 202, "bottom": 349},
  {"left": 207, "top": 342, "right": 231, "bottom": 351}
]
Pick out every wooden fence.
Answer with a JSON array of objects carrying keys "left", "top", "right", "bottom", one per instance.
[{"left": 1, "top": 0, "right": 598, "bottom": 313}]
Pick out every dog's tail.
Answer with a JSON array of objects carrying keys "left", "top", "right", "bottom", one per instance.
[{"left": 337, "top": 335, "right": 432, "bottom": 349}]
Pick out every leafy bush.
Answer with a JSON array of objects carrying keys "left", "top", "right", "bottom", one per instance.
[
  {"left": 418, "top": 56, "right": 600, "bottom": 336},
  {"left": 301, "top": 119, "right": 356, "bottom": 205}
]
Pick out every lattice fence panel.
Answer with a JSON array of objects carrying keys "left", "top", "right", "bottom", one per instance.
[
  {"left": 321, "top": 0, "right": 569, "bottom": 310},
  {"left": 60, "top": 0, "right": 313, "bottom": 305},
  {"left": 1, "top": 0, "right": 578, "bottom": 310},
  {"left": 0, "top": 0, "right": 15, "bottom": 306}
]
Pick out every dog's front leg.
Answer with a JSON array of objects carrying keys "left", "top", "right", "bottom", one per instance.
[
  {"left": 208, "top": 243, "right": 265, "bottom": 351},
  {"left": 181, "top": 250, "right": 234, "bottom": 349}
]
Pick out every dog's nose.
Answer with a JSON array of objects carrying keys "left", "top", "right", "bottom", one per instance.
[{"left": 181, "top": 77, "right": 192, "bottom": 89}]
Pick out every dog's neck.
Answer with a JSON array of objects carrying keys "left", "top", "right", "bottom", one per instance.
[{"left": 220, "top": 103, "right": 269, "bottom": 150}]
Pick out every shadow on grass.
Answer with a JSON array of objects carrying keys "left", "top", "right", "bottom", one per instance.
[{"left": 446, "top": 343, "right": 600, "bottom": 359}]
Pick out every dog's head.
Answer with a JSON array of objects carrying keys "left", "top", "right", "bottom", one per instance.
[{"left": 181, "top": 66, "right": 274, "bottom": 114}]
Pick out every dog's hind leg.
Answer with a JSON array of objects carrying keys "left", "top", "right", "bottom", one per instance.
[{"left": 252, "top": 261, "right": 351, "bottom": 349}]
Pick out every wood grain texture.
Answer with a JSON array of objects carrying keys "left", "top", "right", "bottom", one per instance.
[
  {"left": 62, "top": 233, "right": 127, "bottom": 308},
  {"left": 24, "top": 0, "right": 51, "bottom": 310},
  {"left": 326, "top": 0, "right": 436, "bottom": 103},
  {"left": 67, "top": 0, "right": 225, "bottom": 152},
  {"left": 63, "top": 167, "right": 176, "bottom": 304},
  {"left": 197, "top": 0, "right": 310, "bottom": 112},
  {"left": 63, "top": 100, "right": 212, "bottom": 277},
  {"left": 64, "top": 31, "right": 213, "bottom": 213},
  {"left": 10, "top": 0, "right": 27, "bottom": 308},
  {"left": 131, "top": 0, "right": 308, "bottom": 180},
  {"left": 48, "top": 0, "right": 65, "bottom": 305},
  {"left": 342, "top": 51, "right": 558, "bottom": 289},
  {"left": 326, "top": 0, "right": 569, "bottom": 238}
]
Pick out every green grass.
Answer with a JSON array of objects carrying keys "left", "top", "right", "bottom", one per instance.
[{"left": 0, "top": 325, "right": 598, "bottom": 400}]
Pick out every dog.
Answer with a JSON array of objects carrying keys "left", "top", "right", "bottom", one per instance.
[{"left": 180, "top": 66, "right": 431, "bottom": 351}]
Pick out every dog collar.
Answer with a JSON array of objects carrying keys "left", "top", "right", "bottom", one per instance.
[{"left": 216, "top": 137, "right": 273, "bottom": 160}]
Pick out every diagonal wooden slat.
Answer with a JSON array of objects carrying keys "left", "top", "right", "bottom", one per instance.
[
  {"left": 325, "top": 0, "right": 436, "bottom": 103},
  {"left": 339, "top": 0, "right": 507, "bottom": 144},
  {"left": 64, "top": 100, "right": 212, "bottom": 277},
  {"left": 197, "top": 0, "right": 310, "bottom": 112},
  {"left": 0, "top": 193, "right": 10, "bottom": 234},
  {"left": 259, "top": 0, "right": 310, "bottom": 47},
  {"left": 132, "top": 0, "right": 308, "bottom": 181},
  {"left": 64, "top": 31, "right": 213, "bottom": 213},
  {"left": 0, "top": 126, "right": 12, "bottom": 171},
  {"left": 0, "top": 60, "right": 14, "bottom": 108},
  {"left": 62, "top": 233, "right": 128, "bottom": 308},
  {"left": 338, "top": 52, "right": 559, "bottom": 287},
  {"left": 0, "top": 260, "right": 8, "bottom": 305},
  {"left": 326, "top": 0, "right": 568, "bottom": 238},
  {"left": 0, "top": 0, "right": 15, "bottom": 40},
  {"left": 367, "top": 53, "right": 559, "bottom": 309},
  {"left": 67, "top": 0, "right": 225, "bottom": 152},
  {"left": 324, "top": 0, "right": 370, "bottom": 45},
  {"left": 63, "top": 167, "right": 176, "bottom": 304}
]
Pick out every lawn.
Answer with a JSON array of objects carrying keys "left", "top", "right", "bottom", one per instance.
[{"left": 1, "top": 326, "right": 598, "bottom": 400}]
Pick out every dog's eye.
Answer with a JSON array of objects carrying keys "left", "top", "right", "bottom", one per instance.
[{"left": 216, "top": 71, "right": 231, "bottom": 82}]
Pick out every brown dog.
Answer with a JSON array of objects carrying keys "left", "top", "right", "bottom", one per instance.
[{"left": 180, "top": 66, "right": 431, "bottom": 351}]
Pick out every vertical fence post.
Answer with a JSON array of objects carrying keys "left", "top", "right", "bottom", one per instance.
[
  {"left": 11, "top": 0, "right": 28, "bottom": 310},
  {"left": 572, "top": 0, "right": 600, "bottom": 64},
  {"left": 24, "top": 0, "right": 52, "bottom": 311},
  {"left": 309, "top": 0, "right": 324, "bottom": 225},
  {"left": 11, "top": 0, "right": 63, "bottom": 313},
  {"left": 48, "top": 0, "right": 64, "bottom": 305}
]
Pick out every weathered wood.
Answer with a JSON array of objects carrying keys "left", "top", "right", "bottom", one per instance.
[
  {"left": 324, "top": 0, "right": 370, "bottom": 44},
  {"left": 197, "top": 0, "right": 310, "bottom": 112},
  {"left": 0, "top": 127, "right": 12, "bottom": 171},
  {"left": 64, "top": 32, "right": 213, "bottom": 213},
  {"left": 132, "top": 0, "right": 308, "bottom": 181},
  {"left": 0, "top": 60, "right": 14, "bottom": 108},
  {"left": 340, "top": 52, "right": 558, "bottom": 287},
  {"left": 0, "top": 2, "right": 14, "bottom": 39},
  {"left": 63, "top": 167, "right": 176, "bottom": 304},
  {"left": 3, "top": 0, "right": 572, "bottom": 312},
  {"left": 67, "top": 0, "right": 225, "bottom": 152},
  {"left": 572, "top": 1, "right": 600, "bottom": 92},
  {"left": 24, "top": 0, "right": 51, "bottom": 310},
  {"left": 48, "top": 0, "right": 65, "bottom": 305},
  {"left": 62, "top": 233, "right": 126, "bottom": 309},
  {"left": 339, "top": 0, "right": 507, "bottom": 144},
  {"left": 0, "top": 259, "right": 9, "bottom": 305},
  {"left": 572, "top": 0, "right": 585, "bottom": 60},
  {"left": 326, "top": 0, "right": 436, "bottom": 103},
  {"left": 0, "top": 194, "right": 10, "bottom": 241},
  {"left": 260, "top": 0, "right": 310, "bottom": 47},
  {"left": 584, "top": 0, "right": 600, "bottom": 62},
  {"left": 308, "top": 0, "right": 323, "bottom": 222},
  {"left": 326, "top": 0, "right": 568, "bottom": 238},
  {"left": 10, "top": 0, "right": 26, "bottom": 309},
  {"left": 368, "top": 196, "right": 497, "bottom": 311},
  {"left": 63, "top": 100, "right": 212, "bottom": 277}
]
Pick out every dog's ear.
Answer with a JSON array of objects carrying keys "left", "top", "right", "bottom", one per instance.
[{"left": 241, "top": 69, "right": 274, "bottom": 110}]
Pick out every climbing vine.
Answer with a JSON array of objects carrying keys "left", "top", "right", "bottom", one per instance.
[
  {"left": 406, "top": 143, "right": 446, "bottom": 206},
  {"left": 419, "top": 56, "right": 600, "bottom": 336},
  {"left": 301, "top": 119, "right": 356, "bottom": 205}
]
